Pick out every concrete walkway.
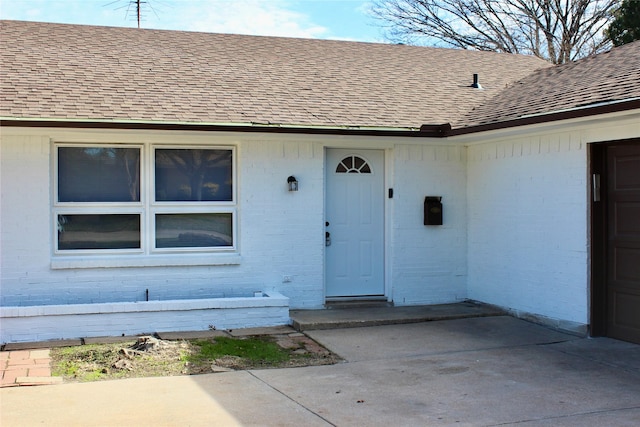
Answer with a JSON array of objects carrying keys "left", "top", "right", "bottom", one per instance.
[{"left": 2, "top": 315, "right": 640, "bottom": 426}]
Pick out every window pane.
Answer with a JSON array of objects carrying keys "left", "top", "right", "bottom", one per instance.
[
  {"left": 155, "top": 213, "right": 233, "bottom": 248},
  {"left": 57, "top": 214, "right": 140, "bottom": 250},
  {"left": 58, "top": 147, "right": 140, "bottom": 202},
  {"left": 155, "top": 149, "right": 232, "bottom": 201},
  {"left": 336, "top": 156, "right": 371, "bottom": 174}
]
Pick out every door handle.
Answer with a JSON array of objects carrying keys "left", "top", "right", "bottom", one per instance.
[
  {"left": 325, "top": 231, "right": 331, "bottom": 246},
  {"left": 592, "top": 174, "right": 601, "bottom": 202}
]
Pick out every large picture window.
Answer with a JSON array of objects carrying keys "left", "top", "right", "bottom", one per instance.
[{"left": 55, "top": 144, "right": 235, "bottom": 255}]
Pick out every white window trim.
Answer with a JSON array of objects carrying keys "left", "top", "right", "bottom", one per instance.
[
  {"left": 50, "top": 253, "right": 243, "bottom": 269},
  {"left": 150, "top": 209, "right": 237, "bottom": 253},
  {"left": 52, "top": 142, "right": 238, "bottom": 268}
]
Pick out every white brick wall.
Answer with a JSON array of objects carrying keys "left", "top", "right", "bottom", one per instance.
[
  {"left": 391, "top": 144, "right": 468, "bottom": 305},
  {"left": 0, "top": 130, "right": 470, "bottom": 318},
  {"left": 0, "top": 129, "right": 325, "bottom": 315},
  {"left": 0, "top": 135, "right": 53, "bottom": 306},
  {"left": 467, "top": 132, "right": 589, "bottom": 324},
  {"left": 239, "top": 138, "right": 325, "bottom": 308},
  {"left": 2, "top": 115, "right": 638, "bottom": 342}
]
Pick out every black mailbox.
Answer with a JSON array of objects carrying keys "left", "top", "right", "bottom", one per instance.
[{"left": 424, "top": 196, "right": 443, "bottom": 225}]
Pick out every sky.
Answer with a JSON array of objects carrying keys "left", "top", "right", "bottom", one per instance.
[{"left": 0, "top": 0, "right": 387, "bottom": 43}]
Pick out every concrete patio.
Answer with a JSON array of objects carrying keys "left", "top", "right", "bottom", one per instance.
[{"left": 2, "top": 314, "right": 640, "bottom": 426}]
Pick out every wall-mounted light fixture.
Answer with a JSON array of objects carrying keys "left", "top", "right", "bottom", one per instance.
[{"left": 287, "top": 176, "right": 299, "bottom": 192}]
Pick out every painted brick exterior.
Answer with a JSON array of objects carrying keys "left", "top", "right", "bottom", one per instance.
[
  {"left": 466, "top": 117, "right": 640, "bottom": 328},
  {"left": 0, "top": 130, "right": 326, "bottom": 313},
  {"left": 239, "top": 139, "right": 325, "bottom": 308},
  {"left": 467, "top": 133, "right": 589, "bottom": 324},
  {"left": 1, "top": 135, "right": 52, "bottom": 294},
  {"left": 391, "top": 144, "right": 467, "bottom": 305},
  {"left": 1, "top": 115, "right": 639, "bottom": 343}
]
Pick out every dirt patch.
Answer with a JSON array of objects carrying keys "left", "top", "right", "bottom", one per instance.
[{"left": 51, "top": 332, "right": 341, "bottom": 383}]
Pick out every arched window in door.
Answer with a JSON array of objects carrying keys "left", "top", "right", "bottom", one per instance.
[{"left": 335, "top": 155, "right": 371, "bottom": 174}]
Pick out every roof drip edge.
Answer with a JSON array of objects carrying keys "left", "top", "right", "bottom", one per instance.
[
  {"left": 0, "top": 117, "right": 440, "bottom": 137},
  {"left": 2, "top": 98, "right": 638, "bottom": 138},
  {"left": 450, "top": 98, "right": 640, "bottom": 136}
]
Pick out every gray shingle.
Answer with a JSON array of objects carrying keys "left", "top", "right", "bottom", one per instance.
[
  {"left": 0, "top": 20, "right": 549, "bottom": 129},
  {"left": 461, "top": 40, "right": 640, "bottom": 128}
]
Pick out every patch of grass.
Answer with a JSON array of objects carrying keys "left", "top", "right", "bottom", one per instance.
[
  {"left": 190, "top": 336, "right": 288, "bottom": 365},
  {"left": 51, "top": 343, "right": 123, "bottom": 381},
  {"left": 81, "top": 370, "right": 105, "bottom": 382},
  {"left": 50, "top": 334, "right": 340, "bottom": 383},
  {"left": 52, "top": 360, "right": 79, "bottom": 377}
]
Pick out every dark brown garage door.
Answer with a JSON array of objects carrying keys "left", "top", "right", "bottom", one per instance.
[{"left": 606, "top": 143, "right": 640, "bottom": 343}]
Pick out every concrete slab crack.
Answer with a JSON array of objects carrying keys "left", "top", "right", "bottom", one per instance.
[
  {"left": 248, "top": 371, "right": 337, "bottom": 426},
  {"left": 485, "top": 405, "right": 640, "bottom": 426}
]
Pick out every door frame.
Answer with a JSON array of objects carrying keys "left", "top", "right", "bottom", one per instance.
[
  {"left": 589, "top": 141, "right": 607, "bottom": 336},
  {"left": 323, "top": 147, "right": 393, "bottom": 302},
  {"left": 589, "top": 138, "right": 640, "bottom": 337}
]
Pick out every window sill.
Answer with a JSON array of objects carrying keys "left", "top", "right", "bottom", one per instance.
[{"left": 50, "top": 253, "right": 242, "bottom": 269}]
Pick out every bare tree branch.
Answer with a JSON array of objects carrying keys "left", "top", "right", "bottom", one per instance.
[{"left": 370, "top": 0, "right": 618, "bottom": 64}]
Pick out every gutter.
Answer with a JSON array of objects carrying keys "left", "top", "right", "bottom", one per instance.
[
  {"left": 0, "top": 117, "right": 450, "bottom": 138},
  {"left": 1, "top": 98, "right": 637, "bottom": 138},
  {"left": 447, "top": 98, "right": 640, "bottom": 137}
]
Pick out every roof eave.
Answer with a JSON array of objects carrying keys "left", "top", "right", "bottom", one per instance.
[
  {"left": 449, "top": 98, "right": 640, "bottom": 137},
  {"left": 2, "top": 98, "right": 637, "bottom": 138},
  {"left": 0, "top": 117, "right": 451, "bottom": 138}
]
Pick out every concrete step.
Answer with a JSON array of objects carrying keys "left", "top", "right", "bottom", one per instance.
[
  {"left": 324, "top": 298, "right": 393, "bottom": 309},
  {"left": 290, "top": 301, "right": 505, "bottom": 331}
]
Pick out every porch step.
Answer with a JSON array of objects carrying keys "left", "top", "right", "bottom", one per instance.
[
  {"left": 325, "top": 298, "right": 393, "bottom": 309},
  {"left": 290, "top": 301, "right": 505, "bottom": 331}
]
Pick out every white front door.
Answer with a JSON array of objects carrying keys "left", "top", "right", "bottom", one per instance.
[{"left": 325, "top": 149, "right": 385, "bottom": 298}]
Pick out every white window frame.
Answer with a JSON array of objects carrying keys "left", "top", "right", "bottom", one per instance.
[
  {"left": 150, "top": 145, "right": 237, "bottom": 253},
  {"left": 52, "top": 142, "right": 238, "bottom": 263}
]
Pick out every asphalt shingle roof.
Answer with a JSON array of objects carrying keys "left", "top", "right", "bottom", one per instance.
[
  {"left": 2, "top": 20, "right": 637, "bottom": 132},
  {"left": 0, "top": 20, "right": 550, "bottom": 130},
  {"left": 461, "top": 40, "right": 640, "bottom": 128}
]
